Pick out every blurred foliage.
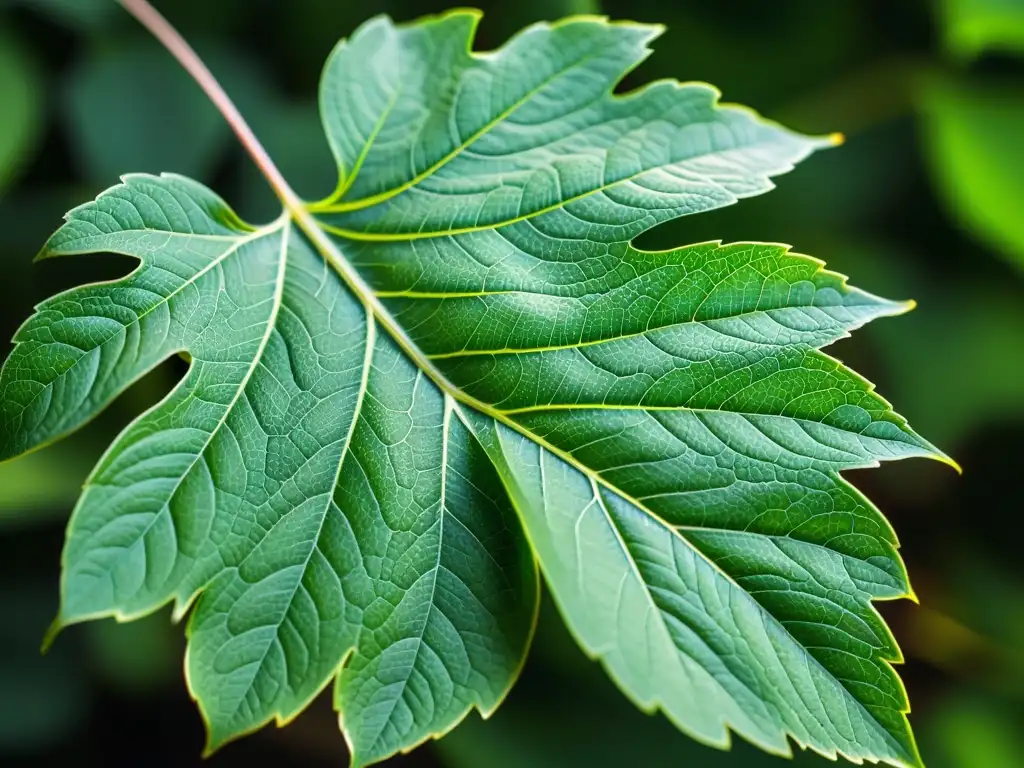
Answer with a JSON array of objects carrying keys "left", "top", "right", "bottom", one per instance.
[
  {"left": 0, "top": 26, "right": 40, "bottom": 192},
  {"left": 921, "top": 0, "right": 1024, "bottom": 270},
  {"left": 10, "top": 0, "right": 115, "bottom": 30},
  {"left": 0, "top": 441, "right": 93, "bottom": 528},
  {"left": 0, "top": 587, "right": 87, "bottom": 754},
  {"left": 921, "top": 78, "right": 1024, "bottom": 269},
  {"left": 938, "top": 0, "right": 1024, "bottom": 59},
  {"left": 62, "top": 41, "right": 267, "bottom": 186},
  {"left": 82, "top": 609, "right": 182, "bottom": 695},
  {"left": 0, "top": 1, "right": 1021, "bottom": 767},
  {"left": 922, "top": 695, "right": 1022, "bottom": 768},
  {"left": 871, "top": 275, "right": 1024, "bottom": 446}
]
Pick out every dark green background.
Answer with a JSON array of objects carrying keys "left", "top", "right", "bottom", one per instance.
[{"left": 1, "top": 1, "right": 1022, "bottom": 766}]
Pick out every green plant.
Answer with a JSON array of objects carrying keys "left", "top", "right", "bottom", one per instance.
[
  {"left": 923, "top": 0, "right": 1024, "bottom": 270},
  {"left": 0, "top": 1, "right": 955, "bottom": 766}
]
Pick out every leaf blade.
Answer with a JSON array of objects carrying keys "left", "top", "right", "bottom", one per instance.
[
  {"left": 314, "top": 12, "right": 830, "bottom": 241},
  {"left": 467, "top": 413, "right": 922, "bottom": 767},
  {"left": 0, "top": 11, "right": 945, "bottom": 768}
]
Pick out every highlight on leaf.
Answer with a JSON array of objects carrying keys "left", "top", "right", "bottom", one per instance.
[{"left": 0, "top": 5, "right": 954, "bottom": 768}]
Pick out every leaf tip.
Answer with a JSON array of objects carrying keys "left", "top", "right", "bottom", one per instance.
[
  {"left": 40, "top": 614, "right": 64, "bottom": 655},
  {"left": 32, "top": 245, "right": 57, "bottom": 263},
  {"left": 200, "top": 730, "right": 225, "bottom": 760},
  {"left": 936, "top": 452, "right": 963, "bottom": 476},
  {"left": 915, "top": 436, "right": 962, "bottom": 475}
]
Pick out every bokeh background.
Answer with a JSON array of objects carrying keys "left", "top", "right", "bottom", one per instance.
[{"left": 1, "top": 0, "right": 1022, "bottom": 766}]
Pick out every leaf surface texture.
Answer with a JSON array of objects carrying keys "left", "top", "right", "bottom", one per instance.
[{"left": 0, "top": 11, "right": 943, "bottom": 767}]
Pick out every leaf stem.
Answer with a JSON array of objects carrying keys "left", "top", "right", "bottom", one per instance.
[
  {"left": 115, "top": 0, "right": 306, "bottom": 216},
  {"left": 113, "top": 0, "right": 382, "bottom": 316},
  {"left": 113, "top": 0, "right": 384, "bottom": 333}
]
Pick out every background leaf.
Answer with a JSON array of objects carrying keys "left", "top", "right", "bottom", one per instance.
[
  {"left": 61, "top": 42, "right": 267, "bottom": 187},
  {"left": 920, "top": 78, "right": 1024, "bottom": 270},
  {"left": 937, "top": 0, "right": 1024, "bottom": 59},
  {"left": 0, "top": 441, "right": 94, "bottom": 529},
  {"left": 0, "top": 27, "right": 41, "bottom": 195},
  {"left": 82, "top": 609, "right": 182, "bottom": 695},
  {"left": 919, "top": 694, "right": 1023, "bottom": 768}
]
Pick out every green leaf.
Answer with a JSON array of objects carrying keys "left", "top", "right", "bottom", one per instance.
[
  {"left": 937, "top": 0, "right": 1024, "bottom": 59},
  {"left": 921, "top": 78, "right": 1024, "bottom": 270},
  {"left": 0, "top": 11, "right": 946, "bottom": 768},
  {"left": 436, "top": 595, "right": 832, "bottom": 768},
  {"left": 3, "top": 174, "right": 538, "bottom": 764},
  {"left": 0, "top": 27, "right": 42, "bottom": 194}
]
